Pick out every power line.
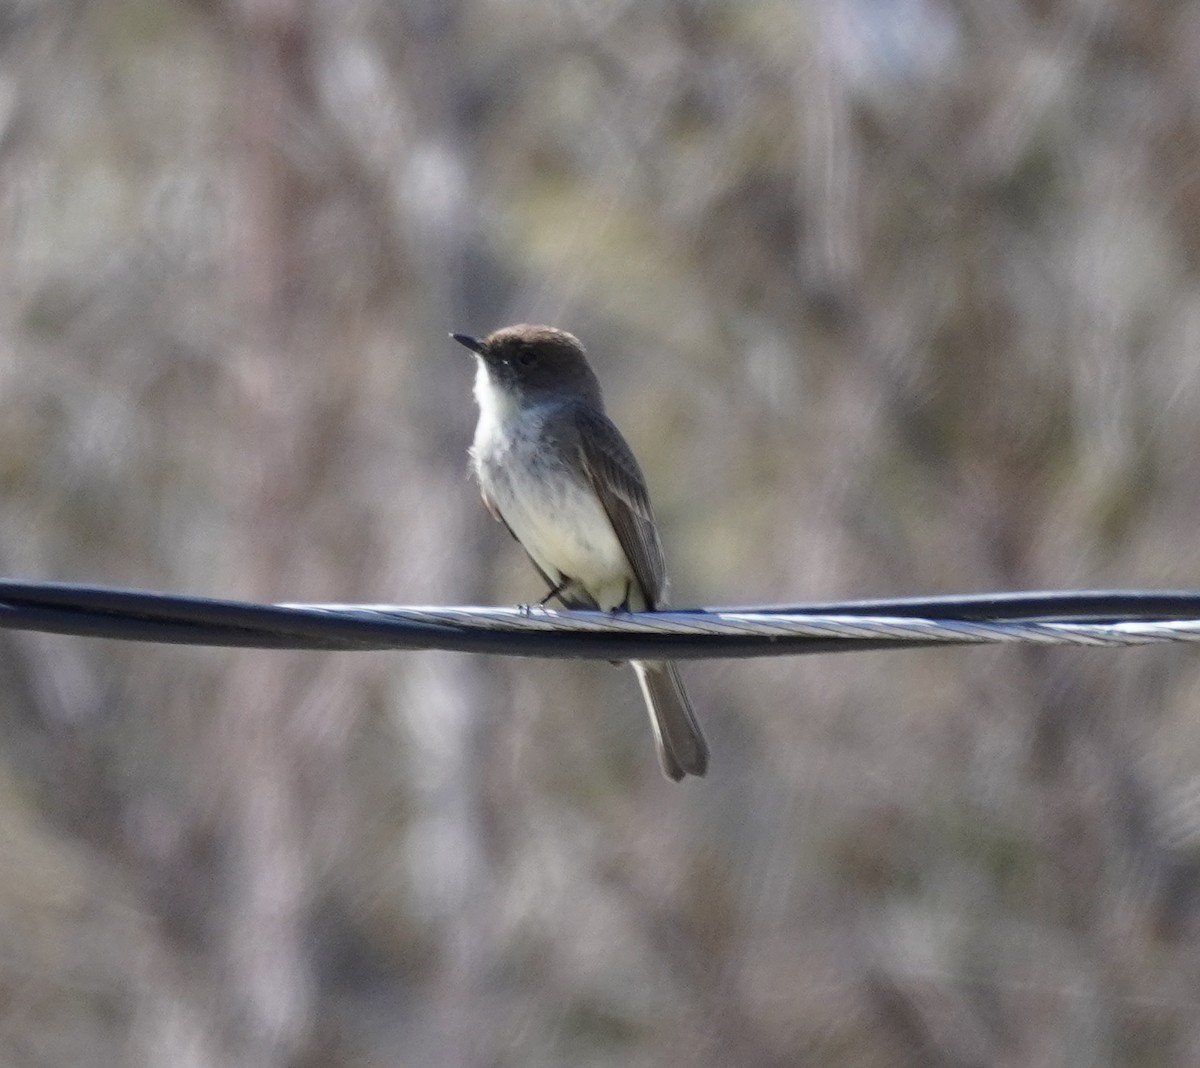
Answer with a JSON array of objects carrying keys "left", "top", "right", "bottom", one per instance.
[{"left": 0, "top": 580, "right": 1198, "bottom": 660}]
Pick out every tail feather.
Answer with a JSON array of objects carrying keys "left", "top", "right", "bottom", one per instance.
[{"left": 632, "top": 661, "right": 708, "bottom": 780}]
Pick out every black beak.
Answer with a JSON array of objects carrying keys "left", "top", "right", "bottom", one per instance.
[{"left": 450, "top": 332, "right": 485, "bottom": 355}]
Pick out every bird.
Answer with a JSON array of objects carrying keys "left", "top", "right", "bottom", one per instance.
[{"left": 452, "top": 324, "right": 708, "bottom": 780}]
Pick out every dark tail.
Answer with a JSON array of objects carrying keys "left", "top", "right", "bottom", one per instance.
[{"left": 632, "top": 661, "right": 709, "bottom": 780}]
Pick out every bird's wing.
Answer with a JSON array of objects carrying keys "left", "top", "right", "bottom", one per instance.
[{"left": 573, "top": 404, "right": 668, "bottom": 608}]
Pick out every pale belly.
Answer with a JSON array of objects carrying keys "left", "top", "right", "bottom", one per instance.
[{"left": 472, "top": 412, "right": 638, "bottom": 610}]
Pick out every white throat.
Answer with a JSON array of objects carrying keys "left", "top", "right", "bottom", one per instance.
[{"left": 472, "top": 360, "right": 522, "bottom": 438}]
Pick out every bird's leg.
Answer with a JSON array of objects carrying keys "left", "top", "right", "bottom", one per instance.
[
  {"left": 518, "top": 577, "right": 569, "bottom": 613},
  {"left": 604, "top": 581, "right": 637, "bottom": 667}
]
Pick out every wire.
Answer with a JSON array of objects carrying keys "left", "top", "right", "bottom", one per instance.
[{"left": 1, "top": 580, "right": 1199, "bottom": 660}]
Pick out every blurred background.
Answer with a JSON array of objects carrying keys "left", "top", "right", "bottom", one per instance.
[{"left": 2, "top": 0, "right": 1200, "bottom": 1064}]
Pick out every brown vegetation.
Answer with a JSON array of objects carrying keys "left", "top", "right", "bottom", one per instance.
[{"left": 2, "top": 0, "right": 1200, "bottom": 1064}]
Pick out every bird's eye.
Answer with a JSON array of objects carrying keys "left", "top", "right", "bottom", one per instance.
[{"left": 514, "top": 347, "right": 537, "bottom": 369}]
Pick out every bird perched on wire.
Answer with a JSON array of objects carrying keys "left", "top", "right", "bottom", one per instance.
[{"left": 451, "top": 324, "right": 708, "bottom": 780}]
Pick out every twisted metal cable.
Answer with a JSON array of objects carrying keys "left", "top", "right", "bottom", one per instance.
[
  {"left": 299, "top": 604, "right": 1200, "bottom": 648},
  {"left": 0, "top": 580, "right": 1199, "bottom": 660}
]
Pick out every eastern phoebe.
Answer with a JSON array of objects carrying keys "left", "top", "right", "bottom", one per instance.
[{"left": 452, "top": 324, "right": 708, "bottom": 780}]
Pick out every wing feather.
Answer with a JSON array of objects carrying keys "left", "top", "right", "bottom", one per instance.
[{"left": 573, "top": 405, "right": 668, "bottom": 609}]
